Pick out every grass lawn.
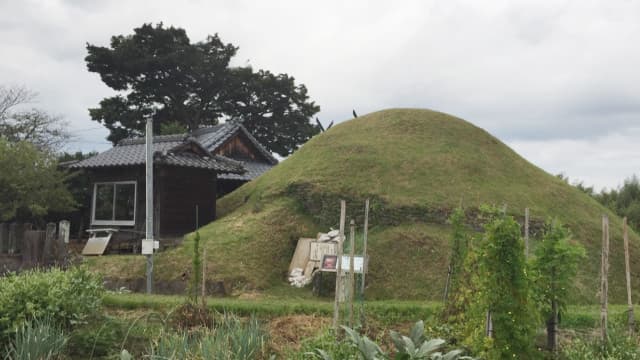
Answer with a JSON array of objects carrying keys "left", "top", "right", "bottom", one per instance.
[{"left": 103, "top": 292, "right": 638, "bottom": 332}]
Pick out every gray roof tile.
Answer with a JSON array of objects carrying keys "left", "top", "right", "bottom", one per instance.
[
  {"left": 70, "top": 137, "right": 243, "bottom": 173},
  {"left": 218, "top": 161, "right": 274, "bottom": 180},
  {"left": 71, "top": 121, "right": 276, "bottom": 178}
]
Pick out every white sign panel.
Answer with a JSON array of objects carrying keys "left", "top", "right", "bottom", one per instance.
[
  {"left": 320, "top": 255, "right": 368, "bottom": 273},
  {"left": 341, "top": 255, "right": 366, "bottom": 273}
]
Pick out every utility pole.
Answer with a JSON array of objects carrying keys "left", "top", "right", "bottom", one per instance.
[{"left": 145, "top": 118, "right": 154, "bottom": 294}]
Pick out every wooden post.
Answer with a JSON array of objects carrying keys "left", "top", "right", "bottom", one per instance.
[
  {"left": 623, "top": 217, "right": 635, "bottom": 335},
  {"left": 44, "top": 223, "right": 56, "bottom": 265},
  {"left": 547, "top": 299, "right": 558, "bottom": 353},
  {"left": 361, "top": 199, "right": 369, "bottom": 296},
  {"left": 0, "top": 223, "right": 6, "bottom": 254},
  {"left": 22, "top": 230, "right": 33, "bottom": 266},
  {"left": 601, "top": 215, "right": 610, "bottom": 343},
  {"left": 333, "top": 200, "right": 346, "bottom": 333},
  {"left": 8, "top": 223, "right": 16, "bottom": 255},
  {"left": 349, "top": 219, "right": 356, "bottom": 328},
  {"left": 443, "top": 264, "right": 452, "bottom": 304},
  {"left": 58, "top": 220, "right": 70, "bottom": 264},
  {"left": 524, "top": 207, "right": 530, "bottom": 258},
  {"left": 485, "top": 310, "right": 493, "bottom": 338}
]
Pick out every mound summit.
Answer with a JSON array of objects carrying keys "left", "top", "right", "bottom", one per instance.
[{"left": 105, "top": 109, "right": 640, "bottom": 303}]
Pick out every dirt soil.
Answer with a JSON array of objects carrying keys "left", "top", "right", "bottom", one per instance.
[{"left": 267, "top": 315, "right": 330, "bottom": 353}]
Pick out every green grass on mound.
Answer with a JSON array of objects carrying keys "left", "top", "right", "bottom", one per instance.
[{"left": 89, "top": 109, "right": 640, "bottom": 303}]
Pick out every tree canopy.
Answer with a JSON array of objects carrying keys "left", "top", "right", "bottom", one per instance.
[
  {"left": 0, "top": 85, "right": 70, "bottom": 152},
  {"left": 0, "top": 138, "right": 75, "bottom": 221},
  {"left": 86, "top": 23, "right": 321, "bottom": 156}
]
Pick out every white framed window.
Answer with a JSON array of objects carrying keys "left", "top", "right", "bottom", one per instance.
[{"left": 91, "top": 181, "right": 137, "bottom": 226}]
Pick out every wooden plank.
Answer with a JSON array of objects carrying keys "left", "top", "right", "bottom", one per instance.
[
  {"left": 58, "top": 220, "right": 70, "bottom": 263},
  {"left": 289, "top": 238, "right": 314, "bottom": 272},
  {"left": 8, "top": 223, "right": 16, "bottom": 255},
  {"left": 0, "top": 223, "right": 7, "bottom": 254},
  {"left": 23, "top": 230, "right": 45, "bottom": 267},
  {"left": 624, "top": 217, "right": 635, "bottom": 335},
  {"left": 44, "top": 223, "right": 56, "bottom": 264},
  {"left": 310, "top": 241, "right": 337, "bottom": 261},
  {"left": 333, "top": 200, "right": 346, "bottom": 333},
  {"left": 82, "top": 232, "right": 114, "bottom": 255},
  {"left": 304, "top": 260, "right": 317, "bottom": 278}
]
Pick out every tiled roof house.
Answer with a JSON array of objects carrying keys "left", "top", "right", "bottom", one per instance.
[{"left": 70, "top": 122, "right": 277, "bottom": 249}]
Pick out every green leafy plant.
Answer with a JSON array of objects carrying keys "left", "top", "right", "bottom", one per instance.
[
  {"left": 147, "top": 312, "right": 268, "bottom": 359},
  {"left": 444, "top": 207, "right": 468, "bottom": 309},
  {"left": 390, "top": 321, "right": 469, "bottom": 360},
  {"left": 308, "top": 321, "right": 472, "bottom": 360},
  {"left": 0, "top": 267, "right": 104, "bottom": 340},
  {"left": 562, "top": 327, "right": 640, "bottom": 359},
  {"left": 531, "top": 219, "right": 586, "bottom": 351},
  {"left": 471, "top": 211, "right": 538, "bottom": 359},
  {"left": 291, "top": 328, "right": 358, "bottom": 359},
  {"left": 4, "top": 318, "right": 67, "bottom": 360},
  {"left": 189, "top": 231, "right": 202, "bottom": 304}
]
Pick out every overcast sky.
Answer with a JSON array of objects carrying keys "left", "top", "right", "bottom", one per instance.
[{"left": 1, "top": 0, "right": 639, "bottom": 191}]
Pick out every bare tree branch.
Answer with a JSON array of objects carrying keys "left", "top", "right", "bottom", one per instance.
[{"left": 0, "top": 85, "right": 70, "bottom": 152}]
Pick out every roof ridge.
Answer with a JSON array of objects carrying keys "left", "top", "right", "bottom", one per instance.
[
  {"left": 118, "top": 133, "right": 186, "bottom": 146},
  {"left": 191, "top": 122, "right": 233, "bottom": 136}
]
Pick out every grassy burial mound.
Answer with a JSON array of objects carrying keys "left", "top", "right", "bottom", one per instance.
[{"left": 94, "top": 109, "right": 640, "bottom": 302}]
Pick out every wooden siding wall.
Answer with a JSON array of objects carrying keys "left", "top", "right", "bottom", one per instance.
[
  {"left": 158, "top": 166, "right": 217, "bottom": 236},
  {"left": 215, "top": 133, "right": 261, "bottom": 161},
  {"left": 88, "top": 167, "right": 147, "bottom": 239},
  {"left": 87, "top": 165, "right": 216, "bottom": 242}
]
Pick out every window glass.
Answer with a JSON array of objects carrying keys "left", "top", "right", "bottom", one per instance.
[
  {"left": 114, "top": 183, "right": 136, "bottom": 221},
  {"left": 94, "top": 184, "right": 114, "bottom": 221}
]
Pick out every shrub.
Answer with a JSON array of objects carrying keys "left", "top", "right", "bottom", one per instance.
[
  {"left": 531, "top": 219, "right": 585, "bottom": 351},
  {"left": 4, "top": 318, "right": 67, "bottom": 360},
  {"left": 0, "top": 267, "right": 104, "bottom": 339},
  {"left": 468, "top": 212, "right": 538, "bottom": 358}
]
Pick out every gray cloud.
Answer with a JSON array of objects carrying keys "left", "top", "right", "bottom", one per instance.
[{"left": 1, "top": 0, "right": 639, "bottom": 188}]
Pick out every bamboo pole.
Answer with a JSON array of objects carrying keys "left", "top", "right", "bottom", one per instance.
[
  {"left": 361, "top": 199, "right": 369, "bottom": 296},
  {"left": 443, "top": 265, "right": 452, "bottom": 304},
  {"left": 349, "top": 219, "right": 356, "bottom": 328},
  {"left": 601, "top": 215, "right": 610, "bottom": 343},
  {"left": 201, "top": 247, "right": 207, "bottom": 308},
  {"left": 485, "top": 310, "right": 493, "bottom": 338},
  {"left": 333, "top": 200, "right": 346, "bottom": 334},
  {"left": 624, "top": 217, "right": 635, "bottom": 335}
]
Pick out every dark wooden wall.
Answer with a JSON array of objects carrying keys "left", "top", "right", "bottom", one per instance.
[
  {"left": 157, "top": 166, "right": 217, "bottom": 237},
  {"left": 86, "top": 165, "right": 216, "bottom": 244},
  {"left": 88, "top": 166, "right": 146, "bottom": 236},
  {"left": 215, "top": 133, "right": 263, "bottom": 162}
]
